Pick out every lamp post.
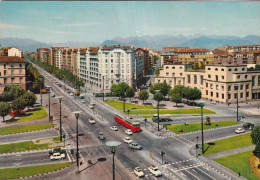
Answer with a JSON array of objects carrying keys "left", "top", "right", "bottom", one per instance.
[
  {"left": 48, "top": 91, "right": 51, "bottom": 122},
  {"left": 106, "top": 141, "right": 121, "bottom": 180},
  {"left": 127, "top": 109, "right": 130, "bottom": 117},
  {"left": 235, "top": 84, "right": 239, "bottom": 122},
  {"left": 196, "top": 136, "right": 199, "bottom": 157},
  {"left": 155, "top": 90, "right": 160, "bottom": 131},
  {"left": 144, "top": 118, "right": 147, "bottom": 128},
  {"left": 160, "top": 151, "right": 165, "bottom": 165},
  {"left": 103, "top": 76, "right": 105, "bottom": 102},
  {"left": 56, "top": 96, "right": 63, "bottom": 142},
  {"left": 197, "top": 101, "right": 204, "bottom": 154},
  {"left": 72, "top": 111, "right": 82, "bottom": 173}
]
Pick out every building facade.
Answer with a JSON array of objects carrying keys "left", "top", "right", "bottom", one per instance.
[
  {"left": 0, "top": 47, "right": 22, "bottom": 57},
  {"left": 49, "top": 47, "right": 65, "bottom": 68},
  {"left": 36, "top": 48, "right": 49, "bottom": 63},
  {"left": 0, "top": 56, "right": 26, "bottom": 93},
  {"left": 155, "top": 64, "right": 260, "bottom": 103},
  {"left": 77, "top": 45, "right": 138, "bottom": 90}
]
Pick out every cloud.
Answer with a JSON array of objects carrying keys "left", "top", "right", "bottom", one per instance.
[
  {"left": 0, "top": 23, "right": 28, "bottom": 30},
  {"left": 60, "top": 23, "right": 97, "bottom": 27}
]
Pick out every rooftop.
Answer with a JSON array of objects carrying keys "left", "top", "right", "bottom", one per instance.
[{"left": 0, "top": 56, "right": 25, "bottom": 63}]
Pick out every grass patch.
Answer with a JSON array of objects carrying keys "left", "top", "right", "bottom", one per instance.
[
  {"left": 128, "top": 108, "right": 216, "bottom": 115},
  {"left": 6, "top": 107, "right": 48, "bottom": 124},
  {"left": 203, "top": 133, "right": 252, "bottom": 155},
  {"left": 104, "top": 100, "right": 166, "bottom": 110},
  {"left": 167, "top": 121, "right": 238, "bottom": 134},
  {"left": 0, "top": 162, "right": 71, "bottom": 179},
  {"left": 0, "top": 124, "right": 54, "bottom": 135},
  {"left": 214, "top": 151, "right": 258, "bottom": 180},
  {"left": 52, "top": 136, "right": 60, "bottom": 143}
]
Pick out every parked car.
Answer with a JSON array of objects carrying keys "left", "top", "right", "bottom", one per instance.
[
  {"left": 243, "top": 122, "right": 251, "bottom": 128},
  {"left": 89, "top": 118, "right": 95, "bottom": 124},
  {"left": 125, "top": 129, "right": 133, "bottom": 135},
  {"left": 134, "top": 167, "right": 145, "bottom": 177},
  {"left": 98, "top": 132, "right": 106, "bottom": 140},
  {"left": 235, "top": 128, "right": 245, "bottom": 134},
  {"left": 123, "top": 137, "right": 133, "bottom": 144},
  {"left": 50, "top": 152, "right": 66, "bottom": 160},
  {"left": 48, "top": 148, "right": 66, "bottom": 156},
  {"left": 110, "top": 126, "right": 118, "bottom": 131},
  {"left": 129, "top": 142, "right": 142, "bottom": 150},
  {"left": 81, "top": 99, "right": 86, "bottom": 103},
  {"left": 148, "top": 165, "right": 162, "bottom": 177}
]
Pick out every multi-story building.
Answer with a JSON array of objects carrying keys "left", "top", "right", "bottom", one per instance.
[
  {"left": 36, "top": 48, "right": 49, "bottom": 63},
  {"left": 0, "top": 56, "right": 26, "bottom": 93},
  {"left": 49, "top": 47, "right": 65, "bottom": 68},
  {"left": 213, "top": 50, "right": 233, "bottom": 65},
  {"left": 155, "top": 63, "right": 260, "bottom": 103},
  {"left": 220, "top": 45, "right": 260, "bottom": 52},
  {"left": 135, "top": 48, "right": 149, "bottom": 75},
  {"left": 78, "top": 45, "right": 139, "bottom": 90},
  {"left": 0, "top": 47, "right": 22, "bottom": 57}
]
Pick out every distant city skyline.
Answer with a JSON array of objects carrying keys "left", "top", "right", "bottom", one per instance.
[{"left": 1, "top": 1, "right": 260, "bottom": 43}]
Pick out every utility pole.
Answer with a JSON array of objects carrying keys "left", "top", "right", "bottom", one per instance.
[{"left": 103, "top": 76, "right": 105, "bottom": 101}]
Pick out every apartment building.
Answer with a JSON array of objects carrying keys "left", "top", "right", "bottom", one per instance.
[
  {"left": 77, "top": 45, "right": 140, "bottom": 90},
  {"left": 135, "top": 48, "right": 149, "bottom": 75},
  {"left": 220, "top": 45, "right": 260, "bottom": 52},
  {"left": 49, "top": 47, "right": 65, "bottom": 68},
  {"left": 0, "top": 56, "right": 26, "bottom": 93},
  {"left": 155, "top": 64, "right": 260, "bottom": 103},
  {"left": 0, "top": 47, "right": 22, "bottom": 57},
  {"left": 36, "top": 48, "right": 49, "bottom": 63}
]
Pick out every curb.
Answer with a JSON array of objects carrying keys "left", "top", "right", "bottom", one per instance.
[{"left": 0, "top": 127, "right": 55, "bottom": 137}]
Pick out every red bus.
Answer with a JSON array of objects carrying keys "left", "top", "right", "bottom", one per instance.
[{"left": 114, "top": 114, "right": 141, "bottom": 132}]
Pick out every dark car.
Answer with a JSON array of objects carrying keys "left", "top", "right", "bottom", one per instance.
[
  {"left": 243, "top": 122, "right": 251, "bottom": 128},
  {"left": 98, "top": 132, "right": 106, "bottom": 140}
]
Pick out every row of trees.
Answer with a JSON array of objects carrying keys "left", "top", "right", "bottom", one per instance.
[
  {"left": 24, "top": 54, "right": 84, "bottom": 89},
  {"left": 0, "top": 85, "right": 37, "bottom": 122},
  {"left": 26, "top": 63, "right": 44, "bottom": 93},
  {"left": 110, "top": 82, "right": 135, "bottom": 100}
]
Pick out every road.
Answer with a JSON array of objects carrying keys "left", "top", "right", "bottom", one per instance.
[{"left": 25, "top": 57, "right": 242, "bottom": 179}]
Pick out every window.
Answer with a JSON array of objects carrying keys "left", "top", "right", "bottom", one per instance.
[
  {"left": 215, "top": 68, "right": 218, "bottom": 71},
  {"left": 222, "top": 76, "right": 224, "bottom": 80},
  {"left": 228, "top": 86, "right": 231, "bottom": 91},
  {"left": 237, "top": 75, "right": 240, "bottom": 79},
  {"left": 228, "top": 68, "right": 232, "bottom": 71},
  {"left": 228, "top": 94, "right": 231, "bottom": 99},
  {"left": 180, "top": 67, "right": 183, "bottom": 69},
  {"left": 234, "top": 93, "right": 237, "bottom": 99},
  {"left": 258, "top": 75, "right": 260, "bottom": 86},
  {"left": 221, "top": 68, "right": 224, "bottom": 71},
  {"left": 111, "top": 59, "right": 113, "bottom": 63},
  {"left": 242, "top": 68, "right": 245, "bottom": 71},
  {"left": 4, "top": 64, "right": 6, "bottom": 69},
  {"left": 166, "top": 72, "right": 169, "bottom": 76},
  {"left": 216, "top": 85, "right": 219, "bottom": 90},
  {"left": 207, "top": 68, "right": 211, "bottom": 70},
  {"left": 240, "top": 85, "right": 243, "bottom": 90},
  {"left": 240, "top": 93, "right": 243, "bottom": 98},
  {"left": 211, "top": 92, "right": 213, "bottom": 97},
  {"left": 210, "top": 84, "right": 213, "bottom": 89},
  {"left": 234, "top": 68, "right": 238, "bottom": 71},
  {"left": 11, "top": 78, "right": 15, "bottom": 83},
  {"left": 180, "top": 73, "right": 182, "bottom": 76},
  {"left": 166, "top": 66, "right": 169, "bottom": 69},
  {"left": 172, "top": 73, "right": 175, "bottom": 77},
  {"left": 222, "top": 86, "right": 224, "bottom": 91},
  {"left": 208, "top": 75, "right": 211, "bottom": 78},
  {"left": 105, "top": 59, "right": 108, "bottom": 63},
  {"left": 245, "top": 75, "right": 248, "bottom": 79},
  {"left": 206, "top": 90, "right": 208, "bottom": 95},
  {"left": 246, "top": 84, "right": 249, "bottom": 89},
  {"left": 11, "top": 70, "right": 14, "bottom": 75},
  {"left": 216, "top": 93, "right": 219, "bottom": 98},
  {"left": 200, "top": 76, "right": 203, "bottom": 85},
  {"left": 111, "top": 70, "right": 113, "bottom": 73},
  {"left": 20, "top": 77, "right": 23, "bottom": 83},
  {"left": 234, "top": 86, "right": 238, "bottom": 91},
  {"left": 19, "top": 64, "right": 22, "bottom": 68},
  {"left": 216, "top": 75, "right": 218, "bottom": 81},
  {"left": 4, "top": 70, "right": 7, "bottom": 75},
  {"left": 252, "top": 76, "right": 255, "bottom": 86},
  {"left": 222, "top": 94, "right": 224, "bottom": 99},
  {"left": 206, "top": 83, "right": 208, "bottom": 87},
  {"left": 172, "top": 66, "right": 175, "bottom": 69},
  {"left": 4, "top": 78, "right": 7, "bottom": 84},
  {"left": 194, "top": 75, "right": 197, "bottom": 84},
  {"left": 188, "top": 75, "right": 191, "bottom": 83},
  {"left": 246, "top": 92, "right": 249, "bottom": 97}
]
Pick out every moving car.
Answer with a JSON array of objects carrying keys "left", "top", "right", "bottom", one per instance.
[
  {"left": 243, "top": 122, "right": 251, "bottom": 128},
  {"left": 50, "top": 152, "right": 66, "bottom": 160},
  {"left": 89, "top": 118, "right": 95, "bottom": 124},
  {"left": 148, "top": 165, "right": 162, "bottom": 177},
  {"left": 49, "top": 148, "right": 66, "bottom": 156},
  {"left": 235, "top": 128, "right": 245, "bottom": 134},
  {"left": 134, "top": 167, "right": 145, "bottom": 177},
  {"left": 129, "top": 142, "right": 142, "bottom": 150},
  {"left": 70, "top": 93, "right": 74, "bottom": 96},
  {"left": 81, "top": 99, "right": 86, "bottom": 103},
  {"left": 110, "top": 126, "right": 118, "bottom": 131},
  {"left": 98, "top": 132, "right": 106, "bottom": 140},
  {"left": 123, "top": 137, "right": 133, "bottom": 144},
  {"left": 125, "top": 129, "right": 133, "bottom": 135}
]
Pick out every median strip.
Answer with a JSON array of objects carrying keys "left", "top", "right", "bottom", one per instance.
[{"left": 0, "top": 124, "right": 54, "bottom": 135}]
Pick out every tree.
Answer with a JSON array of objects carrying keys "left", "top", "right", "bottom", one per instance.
[
  {"left": 126, "top": 87, "right": 135, "bottom": 101},
  {"left": 110, "top": 84, "right": 117, "bottom": 95},
  {"left": 153, "top": 92, "right": 164, "bottom": 102},
  {"left": 251, "top": 125, "right": 260, "bottom": 145},
  {"left": 171, "top": 85, "right": 185, "bottom": 98},
  {"left": 11, "top": 97, "right": 26, "bottom": 114},
  {"left": 171, "top": 93, "right": 182, "bottom": 107},
  {"left": 205, "top": 116, "right": 211, "bottom": 125},
  {"left": 3, "top": 84, "right": 26, "bottom": 101},
  {"left": 149, "top": 83, "right": 171, "bottom": 97},
  {"left": 138, "top": 90, "right": 149, "bottom": 104},
  {"left": 253, "top": 142, "right": 260, "bottom": 159},
  {"left": 184, "top": 87, "right": 201, "bottom": 105},
  {"left": 21, "top": 92, "right": 37, "bottom": 110},
  {"left": 155, "top": 67, "right": 160, "bottom": 77},
  {"left": 114, "top": 82, "right": 129, "bottom": 98},
  {"left": 0, "top": 102, "right": 11, "bottom": 122}
]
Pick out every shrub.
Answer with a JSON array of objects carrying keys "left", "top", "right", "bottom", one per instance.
[{"left": 205, "top": 116, "right": 211, "bottom": 125}]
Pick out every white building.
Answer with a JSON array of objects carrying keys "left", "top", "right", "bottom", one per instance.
[
  {"left": 77, "top": 45, "right": 141, "bottom": 90},
  {"left": 0, "top": 47, "right": 22, "bottom": 57}
]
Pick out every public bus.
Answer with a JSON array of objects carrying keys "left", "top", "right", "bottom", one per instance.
[{"left": 114, "top": 114, "right": 141, "bottom": 132}]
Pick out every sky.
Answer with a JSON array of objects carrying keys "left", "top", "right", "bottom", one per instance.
[{"left": 1, "top": 1, "right": 260, "bottom": 43}]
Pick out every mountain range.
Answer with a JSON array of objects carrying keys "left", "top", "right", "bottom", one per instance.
[{"left": 1, "top": 35, "right": 260, "bottom": 52}]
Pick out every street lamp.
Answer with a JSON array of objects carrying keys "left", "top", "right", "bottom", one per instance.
[
  {"left": 144, "top": 118, "right": 147, "bottom": 128},
  {"left": 106, "top": 141, "right": 121, "bottom": 180},
  {"left": 197, "top": 101, "right": 205, "bottom": 154},
  {"left": 56, "top": 96, "right": 63, "bottom": 142},
  {"left": 154, "top": 90, "right": 161, "bottom": 131},
  {"left": 48, "top": 90, "right": 51, "bottom": 122},
  {"left": 234, "top": 84, "right": 239, "bottom": 122},
  {"left": 72, "top": 111, "right": 82, "bottom": 173},
  {"left": 196, "top": 136, "right": 199, "bottom": 157}
]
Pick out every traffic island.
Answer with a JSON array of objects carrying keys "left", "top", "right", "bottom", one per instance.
[{"left": 0, "top": 162, "right": 71, "bottom": 179}]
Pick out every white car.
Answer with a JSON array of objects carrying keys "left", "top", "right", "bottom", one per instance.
[
  {"left": 89, "top": 118, "right": 95, "bottom": 124},
  {"left": 50, "top": 153, "right": 66, "bottom": 160},
  {"left": 235, "top": 128, "right": 245, "bottom": 134},
  {"left": 125, "top": 129, "right": 133, "bottom": 135},
  {"left": 110, "top": 126, "right": 118, "bottom": 131},
  {"left": 134, "top": 167, "right": 145, "bottom": 177},
  {"left": 123, "top": 137, "right": 133, "bottom": 144},
  {"left": 70, "top": 93, "right": 73, "bottom": 96},
  {"left": 81, "top": 99, "right": 86, "bottom": 103},
  {"left": 148, "top": 165, "right": 162, "bottom": 177}
]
